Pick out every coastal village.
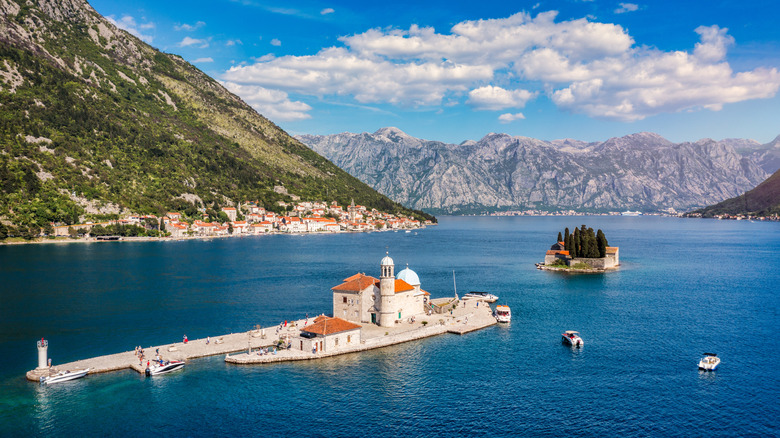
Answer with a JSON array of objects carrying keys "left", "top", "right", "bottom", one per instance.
[{"left": 48, "top": 199, "right": 432, "bottom": 240}]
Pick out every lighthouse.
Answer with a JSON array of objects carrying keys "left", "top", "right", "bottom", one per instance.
[{"left": 37, "top": 338, "right": 49, "bottom": 370}]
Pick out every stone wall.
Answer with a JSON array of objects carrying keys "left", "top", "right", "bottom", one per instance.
[{"left": 568, "top": 255, "right": 618, "bottom": 269}]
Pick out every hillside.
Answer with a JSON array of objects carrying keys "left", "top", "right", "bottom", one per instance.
[
  {"left": 298, "top": 128, "right": 771, "bottom": 215},
  {"left": 0, "top": 0, "right": 432, "bottom": 237},
  {"left": 690, "top": 168, "right": 780, "bottom": 217}
]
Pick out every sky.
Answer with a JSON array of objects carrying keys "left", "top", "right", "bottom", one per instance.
[{"left": 89, "top": 0, "right": 780, "bottom": 144}]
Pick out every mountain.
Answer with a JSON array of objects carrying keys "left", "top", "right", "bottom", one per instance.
[
  {"left": 298, "top": 128, "right": 771, "bottom": 215},
  {"left": 690, "top": 168, "right": 780, "bottom": 217},
  {"left": 0, "top": 0, "right": 432, "bottom": 235}
]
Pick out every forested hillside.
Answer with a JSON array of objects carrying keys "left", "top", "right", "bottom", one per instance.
[{"left": 0, "top": 0, "right": 432, "bottom": 238}]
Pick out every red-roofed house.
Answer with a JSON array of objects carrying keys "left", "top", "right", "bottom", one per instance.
[
  {"left": 295, "top": 316, "right": 362, "bottom": 354},
  {"left": 332, "top": 273, "right": 379, "bottom": 323}
]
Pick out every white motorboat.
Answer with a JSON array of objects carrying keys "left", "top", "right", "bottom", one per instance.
[
  {"left": 495, "top": 305, "right": 511, "bottom": 323},
  {"left": 40, "top": 368, "right": 90, "bottom": 385},
  {"left": 145, "top": 360, "right": 185, "bottom": 376},
  {"left": 698, "top": 353, "right": 720, "bottom": 371},
  {"left": 562, "top": 330, "right": 583, "bottom": 347},
  {"left": 462, "top": 291, "right": 499, "bottom": 303},
  {"left": 621, "top": 211, "right": 642, "bottom": 216}
]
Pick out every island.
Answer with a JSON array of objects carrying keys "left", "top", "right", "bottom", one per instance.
[{"left": 536, "top": 225, "right": 619, "bottom": 273}]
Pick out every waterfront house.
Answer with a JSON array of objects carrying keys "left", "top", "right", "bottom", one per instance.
[
  {"left": 294, "top": 316, "right": 362, "bottom": 354},
  {"left": 221, "top": 207, "right": 237, "bottom": 222}
]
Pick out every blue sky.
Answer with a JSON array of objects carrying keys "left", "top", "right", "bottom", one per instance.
[{"left": 90, "top": 0, "right": 780, "bottom": 144}]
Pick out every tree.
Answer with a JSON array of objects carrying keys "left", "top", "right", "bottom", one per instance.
[
  {"left": 597, "top": 229, "right": 607, "bottom": 258},
  {"left": 572, "top": 228, "right": 580, "bottom": 258},
  {"left": 557, "top": 231, "right": 563, "bottom": 242},
  {"left": 160, "top": 220, "right": 166, "bottom": 233},
  {"left": 228, "top": 222, "right": 234, "bottom": 234},
  {"left": 564, "top": 227, "right": 570, "bottom": 242}
]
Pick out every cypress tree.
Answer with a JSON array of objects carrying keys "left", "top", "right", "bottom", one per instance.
[
  {"left": 557, "top": 231, "right": 563, "bottom": 243},
  {"left": 597, "top": 229, "right": 607, "bottom": 258},
  {"left": 587, "top": 227, "right": 597, "bottom": 257},
  {"left": 564, "top": 233, "right": 571, "bottom": 252},
  {"left": 564, "top": 227, "right": 570, "bottom": 241},
  {"left": 572, "top": 228, "right": 580, "bottom": 258}
]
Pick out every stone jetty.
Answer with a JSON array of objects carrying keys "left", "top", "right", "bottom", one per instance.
[
  {"left": 226, "top": 298, "right": 496, "bottom": 365},
  {"left": 26, "top": 297, "right": 497, "bottom": 381}
]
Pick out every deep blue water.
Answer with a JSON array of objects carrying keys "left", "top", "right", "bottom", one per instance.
[{"left": 1, "top": 216, "right": 778, "bottom": 436}]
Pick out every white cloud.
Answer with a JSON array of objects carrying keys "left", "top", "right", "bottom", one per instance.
[
  {"left": 107, "top": 15, "right": 154, "bottom": 43},
  {"left": 321, "top": 8, "right": 335, "bottom": 15},
  {"left": 222, "top": 81, "right": 312, "bottom": 121},
  {"left": 193, "top": 57, "right": 214, "bottom": 63},
  {"left": 175, "top": 21, "right": 206, "bottom": 31},
  {"left": 179, "top": 36, "right": 210, "bottom": 48},
  {"left": 614, "top": 3, "right": 639, "bottom": 14},
  {"left": 498, "top": 112, "right": 526, "bottom": 123},
  {"left": 270, "top": 38, "right": 282, "bottom": 46},
  {"left": 222, "top": 13, "right": 780, "bottom": 121},
  {"left": 226, "top": 39, "right": 243, "bottom": 47},
  {"left": 467, "top": 86, "right": 535, "bottom": 110}
]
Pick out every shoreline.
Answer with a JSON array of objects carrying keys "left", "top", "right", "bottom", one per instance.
[
  {"left": 535, "top": 262, "right": 618, "bottom": 273},
  {"left": 2, "top": 226, "right": 424, "bottom": 246}
]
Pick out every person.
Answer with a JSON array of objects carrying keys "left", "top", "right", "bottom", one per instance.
[
  {"left": 284, "top": 320, "right": 287, "bottom": 327},
  {"left": 183, "top": 335, "right": 188, "bottom": 344},
  {"left": 47, "top": 358, "right": 51, "bottom": 368},
  {"left": 156, "top": 348, "right": 159, "bottom": 355},
  {"left": 206, "top": 336, "right": 210, "bottom": 344}
]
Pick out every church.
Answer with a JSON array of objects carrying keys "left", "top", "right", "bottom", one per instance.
[{"left": 331, "top": 253, "right": 429, "bottom": 327}]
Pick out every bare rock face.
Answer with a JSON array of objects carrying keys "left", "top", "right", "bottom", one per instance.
[{"left": 298, "top": 129, "right": 773, "bottom": 214}]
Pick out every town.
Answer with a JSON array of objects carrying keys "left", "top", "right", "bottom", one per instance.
[{"left": 50, "top": 199, "right": 433, "bottom": 240}]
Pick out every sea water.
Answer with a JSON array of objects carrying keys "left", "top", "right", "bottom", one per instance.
[{"left": 0, "top": 216, "right": 778, "bottom": 436}]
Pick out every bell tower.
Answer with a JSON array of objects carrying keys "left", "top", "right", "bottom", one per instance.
[{"left": 379, "top": 252, "right": 395, "bottom": 327}]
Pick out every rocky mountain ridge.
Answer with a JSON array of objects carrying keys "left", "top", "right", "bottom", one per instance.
[{"left": 298, "top": 128, "right": 775, "bottom": 214}]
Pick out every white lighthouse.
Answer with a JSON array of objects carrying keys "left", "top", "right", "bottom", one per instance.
[
  {"left": 37, "top": 338, "right": 49, "bottom": 370},
  {"left": 379, "top": 252, "right": 396, "bottom": 327}
]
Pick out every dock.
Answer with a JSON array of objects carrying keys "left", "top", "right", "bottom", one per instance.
[{"left": 26, "top": 298, "right": 497, "bottom": 381}]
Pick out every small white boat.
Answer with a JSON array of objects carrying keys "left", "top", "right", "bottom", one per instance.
[
  {"left": 621, "top": 210, "right": 642, "bottom": 216},
  {"left": 40, "top": 368, "right": 90, "bottom": 385},
  {"left": 698, "top": 353, "right": 720, "bottom": 371},
  {"left": 462, "top": 291, "right": 499, "bottom": 303},
  {"left": 495, "top": 305, "right": 511, "bottom": 323},
  {"left": 145, "top": 360, "right": 185, "bottom": 376},
  {"left": 562, "top": 330, "right": 583, "bottom": 347}
]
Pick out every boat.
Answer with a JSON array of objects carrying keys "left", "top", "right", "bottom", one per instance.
[
  {"left": 495, "top": 305, "right": 511, "bottom": 323},
  {"left": 621, "top": 210, "right": 642, "bottom": 216},
  {"left": 40, "top": 368, "right": 90, "bottom": 385},
  {"left": 562, "top": 330, "right": 583, "bottom": 347},
  {"left": 462, "top": 291, "right": 499, "bottom": 303},
  {"left": 698, "top": 353, "right": 720, "bottom": 371},
  {"left": 145, "top": 360, "right": 185, "bottom": 376}
]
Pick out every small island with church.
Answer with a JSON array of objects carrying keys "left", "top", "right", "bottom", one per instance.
[{"left": 536, "top": 225, "right": 619, "bottom": 273}]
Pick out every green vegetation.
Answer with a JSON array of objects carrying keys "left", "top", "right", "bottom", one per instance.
[
  {"left": 689, "top": 168, "right": 780, "bottom": 217},
  {"left": 0, "top": 1, "right": 434, "bottom": 241},
  {"left": 560, "top": 225, "right": 608, "bottom": 258}
]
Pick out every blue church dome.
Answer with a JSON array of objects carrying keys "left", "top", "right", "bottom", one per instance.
[{"left": 396, "top": 266, "right": 420, "bottom": 286}]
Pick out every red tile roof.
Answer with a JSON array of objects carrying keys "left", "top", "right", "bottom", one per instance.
[
  {"left": 606, "top": 247, "right": 619, "bottom": 254},
  {"left": 333, "top": 274, "right": 378, "bottom": 292},
  {"left": 303, "top": 316, "right": 361, "bottom": 335},
  {"left": 373, "top": 278, "right": 415, "bottom": 293}
]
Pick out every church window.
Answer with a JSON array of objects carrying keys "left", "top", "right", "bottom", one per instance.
[
  {"left": 342, "top": 296, "right": 347, "bottom": 304},
  {"left": 335, "top": 337, "right": 339, "bottom": 346}
]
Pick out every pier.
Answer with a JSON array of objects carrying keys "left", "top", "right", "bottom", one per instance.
[{"left": 26, "top": 297, "right": 497, "bottom": 381}]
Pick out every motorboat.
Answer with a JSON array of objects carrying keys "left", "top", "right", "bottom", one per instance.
[
  {"left": 462, "top": 291, "right": 499, "bottom": 303},
  {"left": 562, "top": 330, "right": 583, "bottom": 347},
  {"left": 621, "top": 210, "right": 642, "bottom": 216},
  {"left": 40, "top": 368, "right": 90, "bottom": 385},
  {"left": 495, "top": 305, "right": 511, "bottom": 323},
  {"left": 698, "top": 353, "right": 720, "bottom": 371},
  {"left": 145, "top": 360, "right": 185, "bottom": 376}
]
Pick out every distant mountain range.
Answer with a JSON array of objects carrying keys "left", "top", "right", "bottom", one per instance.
[
  {"left": 298, "top": 128, "right": 778, "bottom": 215},
  {"left": 691, "top": 168, "right": 780, "bottom": 217},
  {"left": 0, "top": 0, "right": 431, "bottom": 233}
]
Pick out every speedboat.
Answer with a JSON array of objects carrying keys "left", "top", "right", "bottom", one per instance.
[
  {"left": 698, "top": 353, "right": 720, "bottom": 371},
  {"left": 495, "top": 305, "right": 511, "bottom": 323},
  {"left": 562, "top": 331, "right": 583, "bottom": 347},
  {"left": 40, "top": 368, "right": 90, "bottom": 385},
  {"left": 145, "top": 360, "right": 185, "bottom": 376},
  {"left": 462, "top": 291, "right": 499, "bottom": 303}
]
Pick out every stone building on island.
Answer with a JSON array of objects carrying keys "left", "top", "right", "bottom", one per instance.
[
  {"left": 545, "top": 241, "right": 620, "bottom": 269},
  {"left": 296, "top": 316, "right": 362, "bottom": 354},
  {"left": 331, "top": 253, "right": 429, "bottom": 327}
]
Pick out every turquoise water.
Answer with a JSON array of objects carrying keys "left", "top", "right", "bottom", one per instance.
[{"left": 1, "top": 216, "right": 778, "bottom": 436}]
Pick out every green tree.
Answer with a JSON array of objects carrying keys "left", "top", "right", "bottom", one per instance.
[
  {"left": 572, "top": 228, "right": 580, "bottom": 258},
  {"left": 564, "top": 227, "right": 570, "bottom": 242},
  {"left": 160, "top": 220, "right": 166, "bottom": 233},
  {"left": 597, "top": 229, "right": 607, "bottom": 258},
  {"left": 557, "top": 231, "right": 563, "bottom": 242},
  {"left": 228, "top": 222, "right": 234, "bottom": 234}
]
